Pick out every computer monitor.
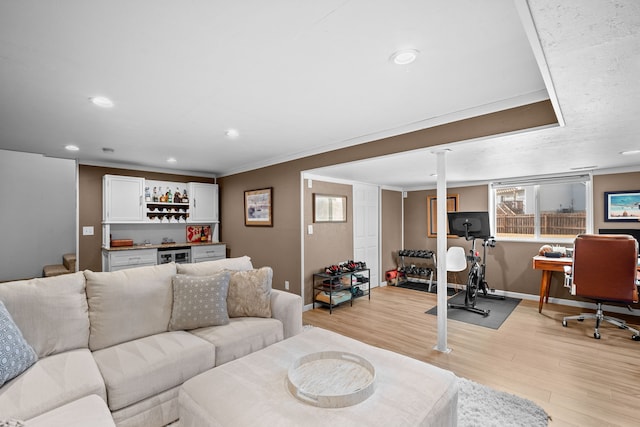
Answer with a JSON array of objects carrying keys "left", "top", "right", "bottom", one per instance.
[
  {"left": 599, "top": 228, "right": 640, "bottom": 257},
  {"left": 447, "top": 211, "right": 491, "bottom": 239}
]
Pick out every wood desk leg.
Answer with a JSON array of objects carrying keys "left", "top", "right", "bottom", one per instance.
[{"left": 538, "top": 270, "right": 552, "bottom": 313}]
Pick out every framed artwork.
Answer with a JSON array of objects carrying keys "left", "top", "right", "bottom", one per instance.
[
  {"left": 427, "top": 194, "right": 459, "bottom": 237},
  {"left": 244, "top": 187, "right": 273, "bottom": 226},
  {"left": 313, "top": 194, "right": 347, "bottom": 223},
  {"left": 604, "top": 190, "right": 640, "bottom": 222}
]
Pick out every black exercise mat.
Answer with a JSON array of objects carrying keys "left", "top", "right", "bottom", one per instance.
[
  {"left": 425, "top": 293, "right": 521, "bottom": 329},
  {"left": 396, "top": 281, "right": 458, "bottom": 296}
]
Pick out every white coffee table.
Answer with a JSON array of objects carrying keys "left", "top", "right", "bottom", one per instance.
[{"left": 179, "top": 327, "right": 458, "bottom": 426}]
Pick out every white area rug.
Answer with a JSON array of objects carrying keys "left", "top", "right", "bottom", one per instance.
[{"left": 458, "top": 377, "right": 549, "bottom": 427}]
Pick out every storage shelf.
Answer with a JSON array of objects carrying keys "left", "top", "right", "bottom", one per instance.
[
  {"left": 313, "top": 268, "right": 370, "bottom": 314},
  {"left": 146, "top": 202, "right": 189, "bottom": 207}
]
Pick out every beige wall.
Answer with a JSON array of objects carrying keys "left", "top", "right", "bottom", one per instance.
[
  {"left": 594, "top": 171, "right": 640, "bottom": 232},
  {"left": 78, "top": 165, "right": 214, "bottom": 272},
  {"left": 74, "top": 102, "right": 640, "bottom": 307},
  {"left": 218, "top": 101, "right": 555, "bottom": 298},
  {"left": 303, "top": 180, "right": 353, "bottom": 305},
  {"left": 381, "top": 189, "right": 403, "bottom": 277},
  {"left": 399, "top": 173, "right": 640, "bottom": 302},
  {"left": 217, "top": 161, "right": 302, "bottom": 295}
]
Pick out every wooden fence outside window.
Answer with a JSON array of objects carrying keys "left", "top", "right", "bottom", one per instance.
[{"left": 496, "top": 212, "right": 586, "bottom": 236}]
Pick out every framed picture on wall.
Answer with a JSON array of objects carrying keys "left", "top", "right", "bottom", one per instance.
[
  {"left": 604, "top": 190, "right": 640, "bottom": 222},
  {"left": 244, "top": 187, "right": 273, "bottom": 226},
  {"left": 313, "top": 194, "right": 347, "bottom": 223},
  {"left": 427, "top": 194, "right": 459, "bottom": 237}
]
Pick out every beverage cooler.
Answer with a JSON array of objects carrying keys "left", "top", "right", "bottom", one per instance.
[{"left": 157, "top": 247, "right": 191, "bottom": 264}]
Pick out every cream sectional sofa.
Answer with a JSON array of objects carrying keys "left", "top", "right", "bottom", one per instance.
[{"left": 0, "top": 256, "right": 303, "bottom": 427}]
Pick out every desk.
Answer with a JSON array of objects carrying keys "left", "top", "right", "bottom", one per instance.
[
  {"left": 532, "top": 256, "right": 572, "bottom": 313},
  {"left": 533, "top": 255, "right": 640, "bottom": 313}
]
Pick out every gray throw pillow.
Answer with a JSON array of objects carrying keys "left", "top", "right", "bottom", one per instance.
[
  {"left": 227, "top": 267, "right": 272, "bottom": 318},
  {"left": 0, "top": 301, "right": 38, "bottom": 387},
  {"left": 169, "top": 272, "right": 231, "bottom": 331}
]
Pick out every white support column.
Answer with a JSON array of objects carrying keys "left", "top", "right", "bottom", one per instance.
[{"left": 434, "top": 149, "right": 451, "bottom": 353}]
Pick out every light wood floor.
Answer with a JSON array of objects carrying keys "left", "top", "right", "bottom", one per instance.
[{"left": 302, "top": 286, "right": 640, "bottom": 427}]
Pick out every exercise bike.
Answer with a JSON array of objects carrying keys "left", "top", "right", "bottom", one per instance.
[{"left": 446, "top": 212, "right": 503, "bottom": 316}]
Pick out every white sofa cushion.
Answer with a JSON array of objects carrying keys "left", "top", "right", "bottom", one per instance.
[
  {"left": 110, "top": 386, "right": 179, "bottom": 427},
  {"left": 191, "top": 317, "right": 283, "bottom": 366},
  {"left": 26, "top": 394, "right": 115, "bottom": 427},
  {"left": 92, "top": 331, "right": 215, "bottom": 411},
  {"left": 0, "top": 272, "right": 89, "bottom": 358},
  {"left": 84, "top": 263, "right": 176, "bottom": 351},
  {"left": 0, "top": 349, "right": 106, "bottom": 421},
  {"left": 176, "top": 256, "right": 253, "bottom": 275}
]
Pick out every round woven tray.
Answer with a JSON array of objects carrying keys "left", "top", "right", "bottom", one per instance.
[{"left": 286, "top": 351, "right": 376, "bottom": 408}]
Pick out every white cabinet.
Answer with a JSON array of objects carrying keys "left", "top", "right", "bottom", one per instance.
[
  {"left": 103, "top": 175, "right": 145, "bottom": 223},
  {"left": 102, "top": 248, "right": 157, "bottom": 271},
  {"left": 191, "top": 244, "right": 226, "bottom": 263},
  {"left": 188, "top": 183, "right": 219, "bottom": 223}
]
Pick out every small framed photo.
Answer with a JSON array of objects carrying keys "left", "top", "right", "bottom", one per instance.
[
  {"left": 427, "top": 194, "right": 459, "bottom": 237},
  {"left": 604, "top": 190, "right": 640, "bottom": 222},
  {"left": 313, "top": 194, "right": 347, "bottom": 223},
  {"left": 244, "top": 187, "right": 273, "bottom": 227}
]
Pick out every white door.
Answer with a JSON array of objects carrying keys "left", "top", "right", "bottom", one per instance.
[{"left": 353, "top": 184, "right": 379, "bottom": 288}]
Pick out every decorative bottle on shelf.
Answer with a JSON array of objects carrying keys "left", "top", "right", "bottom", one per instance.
[
  {"left": 145, "top": 187, "right": 151, "bottom": 202},
  {"left": 152, "top": 187, "right": 158, "bottom": 202},
  {"left": 174, "top": 187, "right": 181, "bottom": 203},
  {"left": 200, "top": 226, "right": 207, "bottom": 242},
  {"left": 182, "top": 189, "right": 189, "bottom": 203},
  {"left": 167, "top": 188, "right": 172, "bottom": 203}
]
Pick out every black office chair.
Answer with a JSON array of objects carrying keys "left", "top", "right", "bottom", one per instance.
[{"left": 562, "top": 234, "right": 640, "bottom": 340}]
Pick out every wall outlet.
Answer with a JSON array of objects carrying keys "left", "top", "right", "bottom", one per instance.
[
  {"left": 284, "top": 280, "right": 290, "bottom": 290},
  {"left": 307, "top": 179, "right": 313, "bottom": 188},
  {"left": 82, "top": 226, "right": 94, "bottom": 236},
  {"left": 307, "top": 224, "right": 313, "bottom": 235}
]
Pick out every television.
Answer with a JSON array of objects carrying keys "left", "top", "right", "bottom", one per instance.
[{"left": 447, "top": 211, "right": 491, "bottom": 240}]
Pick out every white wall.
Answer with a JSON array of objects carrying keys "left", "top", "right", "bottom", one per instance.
[{"left": 0, "top": 150, "right": 76, "bottom": 281}]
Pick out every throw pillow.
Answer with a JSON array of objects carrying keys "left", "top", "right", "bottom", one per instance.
[
  {"left": 0, "top": 420, "right": 25, "bottom": 427},
  {"left": 0, "top": 301, "right": 38, "bottom": 387},
  {"left": 169, "top": 271, "right": 231, "bottom": 331},
  {"left": 227, "top": 267, "right": 272, "bottom": 318}
]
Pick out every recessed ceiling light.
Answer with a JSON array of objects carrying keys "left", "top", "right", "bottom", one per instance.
[
  {"left": 167, "top": 157, "right": 177, "bottom": 163},
  {"left": 90, "top": 96, "right": 114, "bottom": 108},
  {"left": 620, "top": 150, "right": 640, "bottom": 155},
  {"left": 390, "top": 49, "right": 419, "bottom": 65},
  {"left": 65, "top": 144, "right": 79, "bottom": 151},
  {"left": 225, "top": 129, "right": 239, "bottom": 138}
]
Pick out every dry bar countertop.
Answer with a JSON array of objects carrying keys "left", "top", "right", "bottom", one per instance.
[{"left": 103, "top": 241, "right": 225, "bottom": 251}]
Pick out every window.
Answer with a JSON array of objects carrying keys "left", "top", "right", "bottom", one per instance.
[{"left": 491, "top": 174, "right": 591, "bottom": 241}]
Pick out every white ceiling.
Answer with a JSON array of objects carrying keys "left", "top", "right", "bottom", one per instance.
[{"left": 1, "top": 1, "right": 639, "bottom": 188}]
